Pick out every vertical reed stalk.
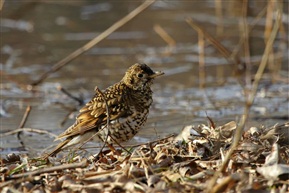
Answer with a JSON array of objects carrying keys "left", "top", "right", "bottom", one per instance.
[
  {"left": 0, "top": 0, "right": 4, "bottom": 10},
  {"left": 153, "top": 24, "right": 176, "bottom": 56},
  {"left": 198, "top": 30, "right": 206, "bottom": 88},
  {"left": 207, "top": 9, "right": 281, "bottom": 193},
  {"left": 241, "top": 0, "right": 251, "bottom": 88},
  {"left": 272, "top": 0, "right": 285, "bottom": 82},
  {"left": 265, "top": 0, "right": 276, "bottom": 77},
  {"left": 215, "top": 0, "right": 223, "bottom": 36},
  {"left": 216, "top": 65, "right": 224, "bottom": 85}
]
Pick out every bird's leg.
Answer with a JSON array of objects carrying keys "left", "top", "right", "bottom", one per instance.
[
  {"left": 108, "top": 134, "right": 131, "bottom": 155},
  {"left": 107, "top": 143, "right": 121, "bottom": 156}
]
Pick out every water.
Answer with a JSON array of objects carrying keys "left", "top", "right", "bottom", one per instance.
[{"left": 1, "top": 1, "right": 288, "bottom": 156}]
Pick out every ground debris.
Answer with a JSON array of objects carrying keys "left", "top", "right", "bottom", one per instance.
[{"left": 1, "top": 121, "right": 289, "bottom": 192}]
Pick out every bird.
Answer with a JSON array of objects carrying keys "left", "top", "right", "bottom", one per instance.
[{"left": 43, "top": 63, "right": 164, "bottom": 159}]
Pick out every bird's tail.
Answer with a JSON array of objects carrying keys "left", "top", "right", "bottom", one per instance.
[{"left": 42, "top": 139, "right": 70, "bottom": 160}]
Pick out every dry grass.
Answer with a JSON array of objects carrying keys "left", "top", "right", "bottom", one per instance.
[
  {"left": 1, "top": 121, "right": 289, "bottom": 192},
  {"left": 1, "top": 0, "right": 288, "bottom": 192}
]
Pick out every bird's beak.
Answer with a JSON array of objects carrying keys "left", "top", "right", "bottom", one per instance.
[{"left": 149, "top": 71, "right": 164, "bottom": 79}]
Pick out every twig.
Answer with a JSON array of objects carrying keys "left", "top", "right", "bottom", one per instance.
[
  {"left": 197, "top": 28, "right": 206, "bottom": 88},
  {"left": 90, "top": 86, "right": 111, "bottom": 158},
  {"left": 60, "top": 109, "right": 77, "bottom": 127},
  {"left": 124, "top": 133, "right": 176, "bottom": 148},
  {"left": 272, "top": 0, "right": 286, "bottom": 82},
  {"left": 185, "top": 17, "right": 238, "bottom": 66},
  {"left": 206, "top": 9, "right": 281, "bottom": 193},
  {"left": 71, "top": 86, "right": 112, "bottom": 159},
  {"left": 0, "top": 0, "right": 4, "bottom": 11},
  {"left": 1, "top": 128, "right": 58, "bottom": 138},
  {"left": 210, "top": 173, "right": 240, "bottom": 193},
  {"left": 95, "top": 87, "right": 130, "bottom": 157},
  {"left": 241, "top": 0, "right": 252, "bottom": 87},
  {"left": 153, "top": 24, "right": 176, "bottom": 56},
  {"left": 63, "top": 86, "right": 130, "bottom": 159},
  {"left": 54, "top": 103, "right": 78, "bottom": 126},
  {"left": 17, "top": 106, "right": 31, "bottom": 147},
  {"left": 265, "top": 0, "right": 276, "bottom": 80},
  {"left": 153, "top": 24, "right": 176, "bottom": 49},
  {"left": 83, "top": 133, "right": 176, "bottom": 151},
  {"left": 31, "top": 0, "right": 156, "bottom": 86},
  {"left": 108, "top": 134, "right": 132, "bottom": 155},
  {"left": 247, "top": 12, "right": 281, "bottom": 104},
  {"left": 57, "top": 85, "right": 84, "bottom": 105},
  {"left": 6, "top": 159, "right": 87, "bottom": 180},
  {"left": 214, "top": 0, "right": 223, "bottom": 35},
  {"left": 264, "top": 0, "right": 274, "bottom": 43},
  {"left": 17, "top": 106, "right": 31, "bottom": 129},
  {"left": 136, "top": 150, "right": 154, "bottom": 179},
  {"left": 92, "top": 87, "right": 130, "bottom": 156},
  {"left": 231, "top": 5, "right": 267, "bottom": 60},
  {"left": 186, "top": 17, "right": 247, "bottom": 79}
]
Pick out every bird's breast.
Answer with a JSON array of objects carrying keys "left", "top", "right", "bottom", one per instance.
[
  {"left": 97, "top": 108, "right": 150, "bottom": 143},
  {"left": 95, "top": 88, "right": 153, "bottom": 143}
]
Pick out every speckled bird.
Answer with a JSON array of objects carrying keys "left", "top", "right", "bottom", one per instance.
[{"left": 43, "top": 63, "right": 164, "bottom": 158}]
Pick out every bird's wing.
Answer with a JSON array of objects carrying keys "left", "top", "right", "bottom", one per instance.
[{"left": 56, "top": 83, "right": 130, "bottom": 140}]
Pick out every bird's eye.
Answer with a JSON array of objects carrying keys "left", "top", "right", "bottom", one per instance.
[{"left": 137, "top": 73, "right": 143, "bottom": 78}]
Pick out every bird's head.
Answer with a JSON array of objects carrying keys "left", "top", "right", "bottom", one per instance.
[{"left": 122, "top": 63, "right": 164, "bottom": 91}]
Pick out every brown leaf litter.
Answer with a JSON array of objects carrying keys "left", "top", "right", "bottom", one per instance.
[{"left": 1, "top": 121, "right": 289, "bottom": 192}]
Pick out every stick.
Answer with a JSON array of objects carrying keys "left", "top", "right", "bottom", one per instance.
[
  {"left": 123, "top": 133, "right": 176, "bottom": 148},
  {"left": 231, "top": 6, "right": 267, "bottom": 61},
  {"left": 31, "top": 0, "right": 156, "bottom": 86},
  {"left": 153, "top": 24, "right": 176, "bottom": 55},
  {"left": 0, "top": 0, "right": 4, "bottom": 11},
  {"left": 6, "top": 159, "right": 87, "bottom": 180},
  {"left": 206, "top": 9, "right": 281, "bottom": 193},
  {"left": 241, "top": 0, "right": 252, "bottom": 87},
  {"left": 109, "top": 134, "right": 131, "bottom": 155},
  {"left": 80, "top": 86, "right": 111, "bottom": 159},
  {"left": 57, "top": 85, "right": 84, "bottom": 105},
  {"left": 185, "top": 17, "right": 238, "bottom": 66},
  {"left": 17, "top": 106, "right": 31, "bottom": 147},
  {"left": 1, "top": 128, "right": 58, "bottom": 138},
  {"left": 83, "top": 133, "right": 176, "bottom": 150},
  {"left": 153, "top": 24, "right": 176, "bottom": 47},
  {"left": 18, "top": 106, "right": 31, "bottom": 129},
  {"left": 84, "top": 87, "right": 131, "bottom": 157},
  {"left": 92, "top": 87, "right": 130, "bottom": 156},
  {"left": 214, "top": 0, "right": 223, "bottom": 35},
  {"left": 197, "top": 28, "right": 206, "bottom": 88}
]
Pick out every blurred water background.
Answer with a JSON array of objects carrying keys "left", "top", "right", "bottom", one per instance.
[{"left": 1, "top": 1, "right": 288, "bottom": 156}]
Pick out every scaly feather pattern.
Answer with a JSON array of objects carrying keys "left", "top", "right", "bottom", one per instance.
[{"left": 43, "top": 63, "right": 164, "bottom": 158}]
